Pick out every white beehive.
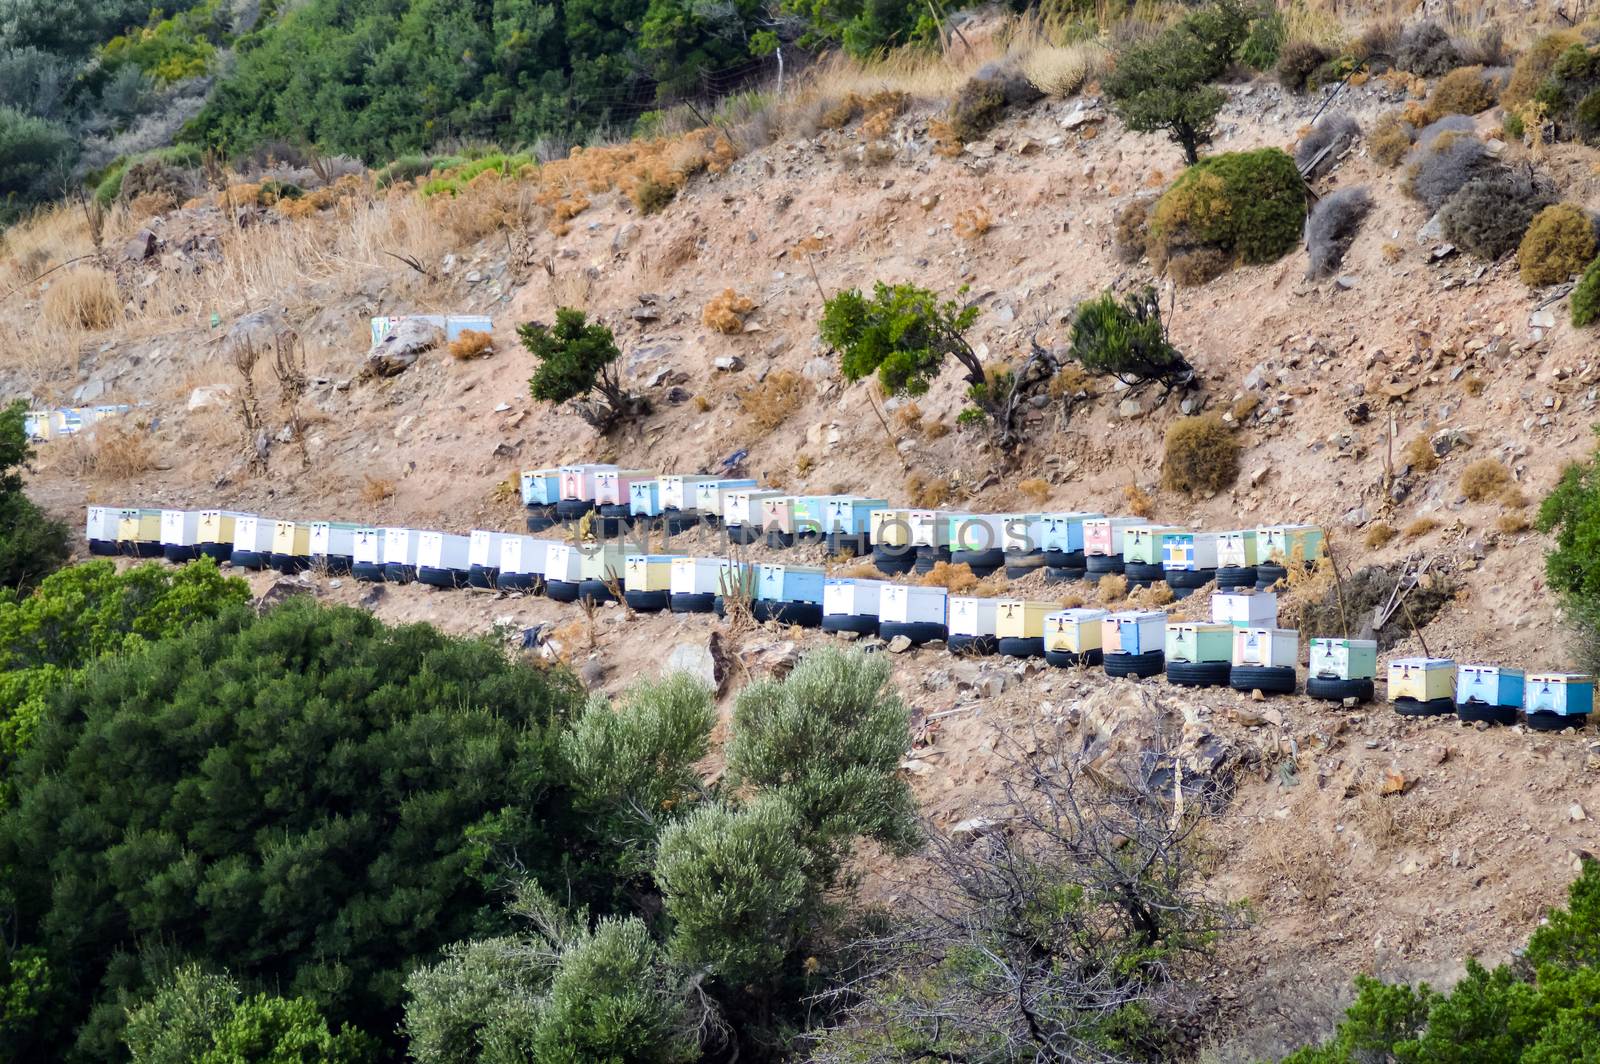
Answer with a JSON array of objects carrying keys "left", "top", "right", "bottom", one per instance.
[
  {"left": 1212, "top": 589, "right": 1278, "bottom": 628},
  {"left": 949, "top": 596, "right": 999, "bottom": 637},
  {"left": 1231, "top": 627, "right": 1299, "bottom": 668}
]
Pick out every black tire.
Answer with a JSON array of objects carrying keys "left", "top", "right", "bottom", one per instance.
[
  {"left": 270, "top": 553, "right": 313, "bottom": 574},
  {"left": 1255, "top": 563, "right": 1288, "bottom": 589},
  {"left": 199, "top": 544, "right": 231, "bottom": 562},
  {"left": 878, "top": 621, "right": 948, "bottom": 645},
  {"left": 1166, "top": 660, "right": 1232, "bottom": 687},
  {"left": 625, "top": 589, "right": 670, "bottom": 612},
  {"left": 350, "top": 561, "right": 384, "bottom": 582},
  {"left": 916, "top": 545, "right": 952, "bottom": 563},
  {"left": 726, "top": 524, "right": 761, "bottom": 546},
  {"left": 1307, "top": 676, "right": 1374, "bottom": 702},
  {"left": 1230, "top": 665, "right": 1296, "bottom": 695},
  {"left": 526, "top": 514, "right": 558, "bottom": 533},
  {"left": 577, "top": 578, "right": 619, "bottom": 604},
  {"left": 1456, "top": 701, "right": 1517, "bottom": 725},
  {"left": 318, "top": 555, "right": 353, "bottom": 577},
  {"left": 951, "top": 548, "right": 1005, "bottom": 576},
  {"left": 825, "top": 532, "right": 870, "bottom": 558},
  {"left": 1166, "top": 568, "right": 1216, "bottom": 590},
  {"left": 1085, "top": 554, "right": 1124, "bottom": 575},
  {"left": 546, "top": 579, "right": 581, "bottom": 603},
  {"left": 1105, "top": 650, "right": 1164, "bottom": 678},
  {"left": 760, "top": 601, "right": 823, "bottom": 628},
  {"left": 823, "top": 613, "right": 879, "bottom": 636},
  {"left": 597, "top": 503, "right": 631, "bottom": 519},
  {"left": 163, "top": 545, "right": 201, "bottom": 564},
  {"left": 131, "top": 541, "right": 164, "bottom": 559},
  {"left": 912, "top": 554, "right": 939, "bottom": 575},
  {"left": 1043, "top": 549, "right": 1085, "bottom": 568},
  {"left": 467, "top": 565, "right": 499, "bottom": 589},
  {"left": 947, "top": 634, "right": 998, "bottom": 655},
  {"left": 89, "top": 540, "right": 119, "bottom": 556},
  {"left": 525, "top": 502, "right": 558, "bottom": 522},
  {"left": 1045, "top": 648, "right": 1103, "bottom": 668},
  {"left": 663, "top": 512, "right": 700, "bottom": 535},
  {"left": 589, "top": 516, "right": 625, "bottom": 538},
  {"left": 555, "top": 499, "right": 594, "bottom": 521},
  {"left": 1215, "top": 565, "right": 1257, "bottom": 590},
  {"left": 671, "top": 592, "right": 716, "bottom": 614},
  {"left": 383, "top": 563, "right": 417, "bottom": 584},
  {"left": 998, "top": 636, "right": 1045, "bottom": 658},
  {"left": 1044, "top": 566, "right": 1087, "bottom": 584},
  {"left": 1527, "top": 711, "right": 1587, "bottom": 732},
  {"left": 701, "top": 513, "right": 722, "bottom": 530},
  {"left": 766, "top": 530, "right": 796, "bottom": 549},
  {"left": 1392, "top": 696, "right": 1455, "bottom": 717},
  {"left": 498, "top": 572, "right": 544, "bottom": 593},
  {"left": 232, "top": 550, "right": 269, "bottom": 570},
  {"left": 417, "top": 566, "right": 468, "bottom": 589},
  {"left": 1124, "top": 561, "right": 1166, "bottom": 583},
  {"left": 873, "top": 553, "right": 916, "bottom": 577}
]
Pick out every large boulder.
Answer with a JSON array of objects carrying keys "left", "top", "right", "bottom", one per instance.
[{"left": 365, "top": 318, "right": 443, "bottom": 377}]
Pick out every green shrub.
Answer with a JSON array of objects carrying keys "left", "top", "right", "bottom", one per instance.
[
  {"left": 1518, "top": 203, "right": 1597, "bottom": 286},
  {"left": 1426, "top": 65, "right": 1498, "bottom": 120},
  {"left": 1504, "top": 110, "right": 1527, "bottom": 140},
  {"left": 1149, "top": 148, "right": 1306, "bottom": 279},
  {"left": 1104, "top": 0, "right": 1248, "bottom": 163},
  {"left": 630, "top": 174, "right": 677, "bottom": 214},
  {"left": 1239, "top": 7, "right": 1287, "bottom": 71},
  {"left": 0, "top": 599, "right": 586, "bottom": 1059},
  {"left": 0, "top": 402, "right": 68, "bottom": 597},
  {"left": 0, "top": 105, "right": 76, "bottom": 209},
  {"left": 93, "top": 159, "right": 129, "bottom": 207},
  {"left": 1161, "top": 414, "right": 1239, "bottom": 494},
  {"left": 1068, "top": 286, "right": 1194, "bottom": 388},
  {"left": 1438, "top": 170, "right": 1558, "bottom": 260},
  {"left": 1531, "top": 42, "right": 1600, "bottom": 143},
  {"left": 1395, "top": 19, "right": 1460, "bottom": 76},
  {"left": 373, "top": 154, "right": 437, "bottom": 189},
  {"left": 521, "top": 308, "right": 647, "bottom": 432},
  {"left": 1572, "top": 255, "right": 1600, "bottom": 326},
  {"left": 1276, "top": 39, "right": 1332, "bottom": 91},
  {"left": 820, "top": 282, "right": 986, "bottom": 404},
  {"left": 1504, "top": 30, "right": 1583, "bottom": 110},
  {"left": 945, "top": 77, "right": 1007, "bottom": 142}
]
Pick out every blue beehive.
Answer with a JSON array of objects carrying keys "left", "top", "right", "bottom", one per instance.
[
  {"left": 521, "top": 469, "right": 561, "bottom": 506},
  {"left": 822, "top": 497, "right": 889, "bottom": 536},
  {"left": 1524, "top": 673, "right": 1595, "bottom": 716},
  {"left": 1038, "top": 512, "right": 1105, "bottom": 555},
  {"left": 757, "top": 563, "right": 824, "bottom": 603},
  {"left": 1457, "top": 665, "right": 1524, "bottom": 709},
  {"left": 629, "top": 480, "right": 662, "bottom": 516}
]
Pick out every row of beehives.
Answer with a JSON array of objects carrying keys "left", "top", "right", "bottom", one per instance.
[
  {"left": 368, "top": 314, "right": 493, "bottom": 345},
  {"left": 24, "top": 404, "right": 132, "bottom": 441},
  {"left": 85, "top": 503, "right": 1593, "bottom": 729}
]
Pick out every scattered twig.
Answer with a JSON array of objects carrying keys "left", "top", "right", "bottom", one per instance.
[{"left": 384, "top": 250, "right": 433, "bottom": 279}]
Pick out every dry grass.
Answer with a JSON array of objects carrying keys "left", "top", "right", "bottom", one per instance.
[
  {"left": 448, "top": 329, "right": 494, "bottom": 360},
  {"left": 953, "top": 206, "right": 993, "bottom": 240},
  {"left": 693, "top": 395, "right": 712, "bottom": 413},
  {"left": 1229, "top": 394, "right": 1260, "bottom": 422},
  {"left": 41, "top": 268, "right": 121, "bottom": 331},
  {"left": 907, "top": 472, "right": 951, "bottom": 508},
  {"left": 1463, "top": 374, "right": 1486, "bottom": 396},
  {"left": 1460, "top": 459, "right": 1514, "bottom": 502},
  {"left": 1095, "top": 573, "right": 1129, "bottom": 605},
  {"left": 1123, "top": 483, "right": 1154, "bottom": 517},
  {"left": 361, "top": 475, "right": 396, "bottom": 504},
  {"left": 1049, "top": 365, "right": 1093, "bottom": 401},
  {"left": 740, "top": 369, "right": 812, "bottom": 432},
  {"left": 893, "top": 401, "right": 923, "bottom": 433},
  {"left": 703, "top": 288, "right": 755, "bottom": 334},
  {"left": 1401, "top": 435, "right": 1438, "bottom": 473},
  {"left": 1126, "top": 581, "right": 1175, "bottom": 609},
  {"left": 1497, "top": 512, "right": 1532, "bottom": 535},
  {"left": 918, "top": 560, "right": 980, "bottom": 593},
  {"left": 1021, "top": 41, "right": 1109, "bottom": 97},
  {"left": 1055, "top": 587, "right": 1088, "bottom": 608},
  {"left": 1403, "top": 516, "right": 1440, "bottom": 539},
  {"left": 1363, "top": 523, "right": 1396, "bottom": 549},
  {"left": 56, "top": 422, "right": 156, "bottom": 481},
  {"left": 1160, "top": 415, "right": 1240, "bottom": 495},
  {"left": 795, "top": 453, "right": 815, "bottom": 476},
  {"left": 924, "top": 418, "right": 950, "bottom": 440},
  {"left": 1019, "top": 477, "right": 1051, "bottom": 504}
]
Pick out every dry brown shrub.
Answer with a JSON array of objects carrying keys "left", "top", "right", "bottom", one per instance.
[
  {"left": 1425, "top": 65, "right": 1497, "bottom": 121},
  {"left": 1460, "top": 459, "right": 1513, "bottom": 501},
  {"left": 740, "top": 369, "right": 812, "bottom": 432},
  {"left": 795, "top": 453, "right": 815, "bottom": 476},
  {"left": 42, "top": 268, "right": 121, "bottom": 330},
  {"left": 893, "top": 401, "right": 923, "bottom": 433},
  {"left": 1401, "top": 435, "right": 1438, "bottom": 473},
  {"left": 907, "top": 472, "right": 951, "bottom": 508},
  {"left": 1370, "top": 110, "right": 1414, "bottom": 167},
  {"left": 923, "top": 419, "right": 950, "bottom": 440},
  {"left": 1403, "top": 516, "right": 1440, "bottom": 538},
  {"left": 59, "top": 422, "right": 156, "bottom": 480},
  {"left": 1160, "top": 415, "right": 1240, "bottom": 495},
  {"left": 918, "top": 560, "right": 979, "bottom": 593},
  {"left": 1049, "top": 365, "right": 1093, "bottom": 400},
  {"left": 1127, "top": 581, "right": 1175, "bottom": 609},
  {"left": 1382, "top": 242, "right": 1405, "bottom": 263},
  {"left": 954, "top": 206, "right": 993, "bottom": 239},
  {"left": 693, "top": 395, "right": 711, "bottom": 413},
  {"left": 1055, "top": 587, "right": 1087, "bottom": 608},
  {"left": 127, "top": 191, "right": 176, "bottom": 220},
  {"left": 1497, "top": 512, "right": 1532, "bottom": 535},
  {"left": 1463, "top": 374, "right": 1485, "bottom": 396},
  {"left": 448, "top": 329, "right": 494, "bottom": 360},
  {"left": 1019, "top": 477, "right": 1051, "bottom": 504},
  {"left": 703, "top": 288, "right": 755, "bottom": 333},
  {"left": 838, "top": 559, "right": 880, "bottom": 579},
  {"left": 1123, "top": 483, "right": 1154, "bottom": 517},
  {"left": 1096, "top": 573, "right": 1129, "bottom": 604},
  {"left": 1364, "top": 523, "right": 1396, "bottom": 549},
  {"left": 1230, "top": 394, "right": 1260, "bottom": 422},
  {"left": 361, "top": 475, "right": 396, "bottom": 504},
  {"left": 1113, "top": 196, "right": 1155, "bottom": 264}
]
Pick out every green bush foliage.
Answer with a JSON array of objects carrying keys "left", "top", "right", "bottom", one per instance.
[
  {"left": 1239, "top": 7, "right": 1287, "bottom": 71},
  {"left": 0, "top": 105, "right": 77, "bottom": 216},
  {"left": 1276, "top": 39, "right": 1332, "bottom": 91},
  {"left": 0, "top": 402, "right": 68, "bottom": 596},
  {"left": 820, "top": 282, "right": 986, "bottom": 401},
  {"left": 1426, "top": 64, "right": 1498, "bottom": 120},
  {"left": 1518, "top": 203, "right": 1597, "bottom": 286},
  {"left": 1282, "top": 859, "right": 1600, "bottom": 1063},
  {"left": 1531, "top": 42, "right": 1600, "bottom": 144},
  {"left": 1104, "top": 0, "right": 1249, "bottom": 164},
  {"left": 1438, "top": 169, "right": 1558, "bottom": 261},
  {"left": 1504, "top": 30, "right": 1583, "bottom": 111},
  {"left": 1572, "top": 255, "right": 1600, "bottom": 326},
  {"left": 1149, "top": 148, "right": 1307, "bottom": 279},
  {"left": 0, "top": 599, "right": 586, "bottom": 1059},
  {"left": 1069, "top": 286, "right": 1194, "bottom": 388},
  {"left": 520, "top": 308, "right": 646, "bottom": 432}
]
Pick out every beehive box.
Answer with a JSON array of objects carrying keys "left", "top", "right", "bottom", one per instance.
[
  {"left": 671, "top": 557, "right": 724, "bottom": 596},
  {"left": 1212, "top": 589, "right": 1278, "bottom": 628},
  {"left": 559, "top": 464, "right": 614, "bottom": 501},
  {"left": 1524, "top": 673, "right": 1595, "bottom": 716},
  {"left": 1165, "top": 622, "right": 1234, "bottom": 663},
  {"left": 521, "top": 469, "right": 561, "bottom": 506},
  {"left": 85, "top": 506, "right": 119, "bottom": 550},
  {"left": 625, "top": 555, "right": 675, "bottom": 592},
  {"left": 272, "top": 520, "right": 311, "bottom": 560},
  {"left": 949, "top": 514, "right": 1008, "bottom": 553},
  {"left": 691, "top": 478, "right": 756, "bottom": 516},
  {"left": 1038, "top": 512, "right": 1105, "bottom": 555},
  {"left": 498, "top": 535, "right": 548, "bottom": 578},
  {"left": 119, "top": 507, "right": 162, "bottom": 547},
  {"left": 545, "top": 543, "right": 584, "bottom": 583},
  {"left": 1257, "top": 524, "right": 1325, "bottom": 564},
  {"left": 870, "top": 508, "right": 915, "bottom": 548},
  {"left": 469, "top": 530, "right": 505, "bottom": 571},
  {"left": 879, "top": 584, "right": 948, "bottom": 625},
  {"left": 717, "top": 559, "right": 757, "bottom": 599},
  {"left": 911, "top": 510, "right": 961, "bottom": 548},
  {"left": 1103, "top": 611, "right": 1165, "bottom": 655},
  {"left": 1045, "top": 608, "right": 1107, "bottom": 654},
  {"left": 417, "top": 532, "right": 471, "bottom": 574},
  {"left": 1164, "top": 531, "right": 1222, "bottom": 571},
  {"left": 1084, "top": 517, "right": 1150, "bottom": 557},
  {"left": 1387, "top": 658, "right": 1455, "bottom": 702},
  {"left": 382, "top": 528, "right": 420, "bottom": 573},
  {"left": 232, "top": 515, "right": 277, "bottom": 563},
  {"left": 824, "top": 578, "right": 883, "bottom": 617},
  {"left": 1457, "top": 664, "right": 1524, "bottom": 708},
  {"left": 658, "top": 475, "right": 714, "bottom": 511},
  {"left": 757, "top": 563, "right": 824, "bottom": 603},
  {"left": 311, "top": 521, "right": 360, "bottom": 563},
  {"left": 1231, "top": 627, "right": 1299, "bottom": 668},
  {"left": 578, "top": 543, "right": 626, "bottom": 583},
  {"left": 949, "top": 596, "right": 999, "bottom": 637},
  {"left": 629, "top": 480, "right": 662, "bottom": 516},
  {"left": 1001, "top": 514, "right": 1044, "bottom": 554},
  {"left": 352, "top": 528, "right": 383, "bottom": 569},
  {"left": 725, "top": 489, "right": 784, "bottom": 528},
  {"left": 996, "top": 599, "right": 1052, "bottom": 639},
  {"left": 1309, "top": 638, "right": 1378, "bottom": 681},
  {"left": 761, "top": 496, "right": 799, "bottom": 535},
  {"left": 593, "top": 469, "right": 652, "bottom": 507},
  {"left": 1217, "top": 530, "right": 1260, "bottom": 568},
  {"left": 160, "top": 510, "right": 201, "bottom": 550},
  {"left": 198, "top": 510, "right": 245, "bottom": 550},
  {"left": 1124, "top": 525, "right": 1187, "bottom": 566}
]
